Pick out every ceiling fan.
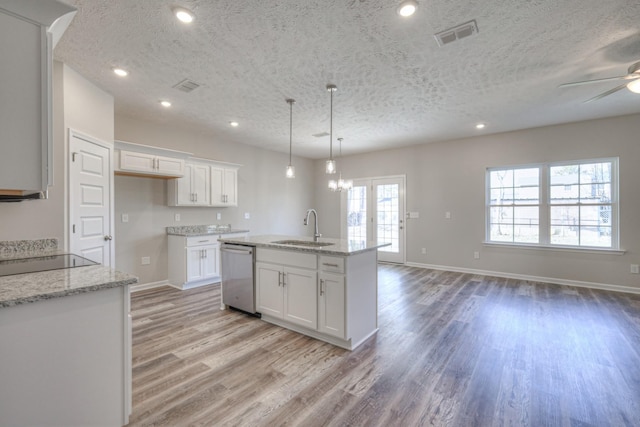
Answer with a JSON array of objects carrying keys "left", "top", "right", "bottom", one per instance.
[{"left": 559, "top": 61, "right": 640, "bottom": 103}]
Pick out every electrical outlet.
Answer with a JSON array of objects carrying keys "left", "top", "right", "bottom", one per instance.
[
  {"left": 216, "top": 212, "right": 222, "bottom": 220},
  {"left": 421, "top": 248, "right": 426, "bottom": 255},
  {"left": 174, "top": 213, "right": 180, "bottom": 222},
  {"left": 244, "top": 212, "right": 251, "bottom": 219},
  {"left": 121, "top": 213, "right": 129, "bottom": 223},
  {"left": 631, "top": 264, "right": 640, "bottom": 274},
  {"left": 474, "top": 251, "right": 480, "bottom": 259},
  {"left": 445, "top": 211, "right": 451, "bottom": 219},
  {"left": 141, "top": 256, "right": 151, "bottom": 265}
]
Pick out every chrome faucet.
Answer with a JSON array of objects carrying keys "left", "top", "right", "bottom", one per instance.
[{"left": 304, "top": 209, "right": 321, "bottom": 242}]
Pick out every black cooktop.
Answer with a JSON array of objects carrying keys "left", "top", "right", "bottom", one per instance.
[{"left": 0, "top": 254, "right": 99, "bottom": 277}]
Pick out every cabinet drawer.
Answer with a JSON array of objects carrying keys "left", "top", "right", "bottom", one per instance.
[
  {"left": 186, "top": 236, "right": 219, "bottom": 246},
  {"left": 319, "top": 255, "right": 345, "bottom": 273},
  {"left": 257, "top": 248, "right": 317, "bottom": 269}
]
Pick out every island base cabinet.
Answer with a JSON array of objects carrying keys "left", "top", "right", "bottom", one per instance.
[
  {"left": 0, "top": 286, "right": 131, "bottom": 426},
  {"left": 255, "top": 248, "right": 378, "bottom": 350},
  {"left": 256, "top": 261, "right": 317, "bottom": 330},
  {"left": 318, "top": 272, "right": 346, "bottom": 339}
]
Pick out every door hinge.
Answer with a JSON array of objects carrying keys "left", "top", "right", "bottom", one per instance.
[
  {"left": 72, "top": 152, "right": 78, "bottom": 162},
  {"left": 72, "top": 224, "right": 76, "bottom": 233}
]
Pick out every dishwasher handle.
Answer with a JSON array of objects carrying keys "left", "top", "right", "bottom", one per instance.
[{"left": 221, "top": 247, "right": 253, "bottom": 255}]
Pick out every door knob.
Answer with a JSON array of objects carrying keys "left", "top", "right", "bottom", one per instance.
[{"left": 104, "top": 235, "right": 113, "bottom": 241}]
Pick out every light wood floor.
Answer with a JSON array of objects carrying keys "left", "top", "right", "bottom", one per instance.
[{"left": 127, "top": 265, "right": 640, "bottom": 426}]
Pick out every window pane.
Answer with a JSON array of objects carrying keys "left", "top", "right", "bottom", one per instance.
[
  {"left": 579, "top": 183, "right": 611, "bottom": 203},
  {"left": 550, "top": 184, "right": 579, "bottom": 204},
  {"left": 490, "top": 223, "right": 513, "bottom": 242},
  {"left": 490, "top": 170, "right": 512, "bottom": 188},
  {"left": 514, "top": 168, "right": 539, "bottom": 188},
  {"left": 550, "top": 206, "right": 578, "bottom": 226},
  {"left": 514, "top": 186, "right": 539, "bottom": 204},
  {"left": 490, "top": 188, "right": 514, "bottom": 204},
  {"left": 347, "top": 185, "right": 367, "bottom": 242},
  {"left": 580, "top": 162, "right": 611, "bottom": 184},
  {"left": 550, "top": 226, "right": 579, "bottom": 245},
  {"left": 550, "top": 165, "right": 579, "bottom": 185}
]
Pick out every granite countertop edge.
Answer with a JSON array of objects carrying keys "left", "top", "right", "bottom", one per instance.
[
  {"left": 1, "top": 274, "right": 138, "bottom": 308},
  {"left": 218, "top": 235, "right": 390, "bottom": 256},
  {"left": 167, "top": 228, "right": 250, "bottom": 237}
]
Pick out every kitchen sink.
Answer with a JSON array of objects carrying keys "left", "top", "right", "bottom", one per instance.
[{"left": 271, "top": 239, "right": 335, "bottom": 247}]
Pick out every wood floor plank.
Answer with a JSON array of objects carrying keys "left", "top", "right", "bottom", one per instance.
[{"left": 127, "top": 266, "right": 640, "bottom": 426}]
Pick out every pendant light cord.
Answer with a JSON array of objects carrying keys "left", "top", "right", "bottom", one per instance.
[
  {"left": 327, "top": 84, "right": 337, "bottom": 161},
  {"left": 286, "top": 98, "right": 295, "bottom": 166}
]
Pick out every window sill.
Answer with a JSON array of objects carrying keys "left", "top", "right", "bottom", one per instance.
[{"left": 482, "top": 241, "right": 625, "bottom": 255}]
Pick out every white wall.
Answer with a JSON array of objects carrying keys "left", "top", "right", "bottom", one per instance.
[
  {"left": 114, "top": 115, "right": 315, "bottom": 284},
  {"left": 315, "top": 114, "right": 640, "bottom": 290}
]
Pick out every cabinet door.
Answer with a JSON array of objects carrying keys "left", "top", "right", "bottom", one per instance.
[
  {"left": 318, "top": 272, "right": 346, "bottom": 339},
  {"left": 119, "top": 150, "right": 155, "bottom": 173},
  {"left": 202, "top": 245, "right": 219, "bottom": 280},
  {"left": 223, "top": 168, "right": 238, "bottom": 206},
  {"left": 210, "top": 166, "right": 224, "bottom": 206},
  {"left": 175, "top": 163, "right": 193, "bottom": 205},
  {"left": 283, "top": 266, "right": 318, "bottom": 330},
  {"left": 256, "top": 262, "right": 284, "bottom": 318},
  {"left": 0, "top": 11, "right": 48, "bottom": 191},
  {"left": 156, "top": 155, "right": 184, "bottom": 176},
  {"left": 186, "top": 247, "right": 205, "bottom": 282},
  {"left": 192, "top": 163, "right": 210, "bottom": 205}
]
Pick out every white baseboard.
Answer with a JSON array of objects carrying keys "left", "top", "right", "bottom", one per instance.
[
  {"left": 404, "top": 262, "right": 640, "bottom": 295},
  {"left": 130, "top": 280, "right": 171, "bottom": 293}
]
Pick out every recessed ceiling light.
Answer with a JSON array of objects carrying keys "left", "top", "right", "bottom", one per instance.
[
  {"left": 476, "top": 123, "right": 486, "bottom": 129},
  {"left": 173, "top": 7, "right": 194, "bottom": 23},
  {"left": 397, "top": 0, "right": 418, "bottom": 17},
  {"left": 160, "top": 100, "right": 172, "bottom": 107},
  {"left": 113, "top": 68, "right": 128, "bottom": 77},
  {"left": 229, "top": 121, "right": 239, "bottom": 127}
]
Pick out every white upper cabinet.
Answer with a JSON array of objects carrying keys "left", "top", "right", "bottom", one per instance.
[
  {"left": 211, "top": 164, "right": 239, "bottom": 207},
  {"left": 0, "top": 1, "right": 76, "bottom": 193},
  {"left": 114, "top": 140, "right": 190, "bottom": 178},
  {"left": 168, "top": 161, "right": 210, "bottom": 206}
]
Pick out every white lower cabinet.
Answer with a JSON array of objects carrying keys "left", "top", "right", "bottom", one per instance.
[
  {"left": 255, "top": 248, "right": 378, "bottom": 350},
  {"left": 256, "top": 262, "right": 317, "bottom": 330},
  {"left": 168, "top": 235, "right": 220, "bottom": 289},
  {"left": 318, "top": 271, "right": 346, "bottom": 339}
]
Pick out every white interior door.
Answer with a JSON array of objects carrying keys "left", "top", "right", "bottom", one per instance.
[
  {"left": 69, "top": 130, "right": 113, "bottom": 266},
  {"left": 344, "top": 176, "right": 405, "bottom": 263}
]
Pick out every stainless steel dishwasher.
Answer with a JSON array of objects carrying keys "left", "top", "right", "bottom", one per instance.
[{"left": 220, "top": 243, "right": 257, "bottom": 315}]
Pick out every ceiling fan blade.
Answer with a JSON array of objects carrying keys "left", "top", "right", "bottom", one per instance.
[
  {"left": 583, "top": 83, "right": 629, "bottom": 103},
  {"left": 559, "top": 75, "right": 628, "bottom": 88}
]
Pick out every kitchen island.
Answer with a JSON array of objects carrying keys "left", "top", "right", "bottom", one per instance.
[
  {"left": 218, "top": 235, "right": 389, "bottom": 350},
  {"left": 0, "top": 241, "right": 137, "bottom": 427}
]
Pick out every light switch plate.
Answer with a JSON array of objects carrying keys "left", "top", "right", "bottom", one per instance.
[
  {"left": 244, "top": 212, "right": 251, "bottom": 219},
  {"left": 121, "top": 214, "right": 129, "bottom": 223},
  {"left": 408, "top": 211, "right": 419, "bottom": 219},
  {"left": 141, "top": 256, "right": 151, "bottom": 265},
  {"left": 216, "top": 212, "right": 222, "bottom": 220},
  {"left": 445, "top": 211, "right": 451, "bottom": 219},
  {"left": 174, "top": 214, "right": 180, "bottom": 222},
  {"left": 631, "top": 264, "right": 639, "bottom": 274}
]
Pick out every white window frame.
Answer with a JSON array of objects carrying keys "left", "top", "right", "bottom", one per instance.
[{"left": 485, "top": 157, "right": 620, "bottom": 252}]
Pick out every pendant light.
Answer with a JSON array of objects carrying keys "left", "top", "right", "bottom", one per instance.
[
  {"left": 325, "top": 84, "right": 337, "bottom": 174},
  {"left": 285, "top": 98, "right": 295, "bottom": 178},
  {"left": 328, "top": 138, "right": 353, "bottom": 192}
]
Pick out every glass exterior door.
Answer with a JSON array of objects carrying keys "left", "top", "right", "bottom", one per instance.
[{"left": 345, "top": 176, "right": 405, "bottom": 263}]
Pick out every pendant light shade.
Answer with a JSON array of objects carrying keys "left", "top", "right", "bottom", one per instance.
[
  {"left": 326, "top": 84, "right": 337, "bottom": 174},
  {"left": 285, "top": 98, "right": 295, "bottom": 178},
  {"left": 328, "top": 137, "right": 352, "bottom": 192}
]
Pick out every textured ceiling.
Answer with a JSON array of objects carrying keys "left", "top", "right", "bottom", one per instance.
[{"left": 54, "top": 0, "right": 640, "bottom": 159}]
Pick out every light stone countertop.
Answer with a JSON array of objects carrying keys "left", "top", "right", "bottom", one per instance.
[
  {"left": 0, "top": 251, "right": 138, "bottom": 308},
  {"left": 217, "top": 234, "right": 390, "bottom": 256},
  {"left": 166, "top": 224, "right": 249, "bottom": 237}
]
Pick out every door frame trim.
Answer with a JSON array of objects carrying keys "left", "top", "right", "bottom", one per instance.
[
  {"left": 340, "top": 174, "right": 406, "bottom": 264},
  {"left": 67, "top": 128, "right": 114, "bottom": 266}
]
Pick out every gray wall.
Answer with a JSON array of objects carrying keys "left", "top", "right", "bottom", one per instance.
[
  {"left": 315, "top": 113, "right": 640, "bottom": 290},
  {"left": 114, "top": 115, "right": 315, "bottom": 283}
]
